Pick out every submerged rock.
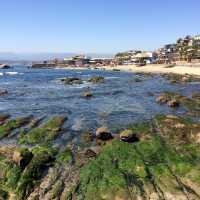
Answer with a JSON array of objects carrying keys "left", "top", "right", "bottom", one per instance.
[
  {"left": 88, "top": 76, "right": 105, "bottom": 84},
  {"left": 96, "top": 127, "right": 113, "bottom": 140},
  {"left": 0, "top": 89, "right": 8, "bottom": 96},
  {"left": 82, "top": 90, "right": 93, "bottom": 98},
  {"left": 61, "top": 77, "right": 83, "bottom": 85}
]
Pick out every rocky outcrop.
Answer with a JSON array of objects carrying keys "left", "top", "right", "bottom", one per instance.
[
  {"left": 61, "top": 77, "right": 83, "bottom": 85},
  {"left": 120, "top": 129, "right": 139, "bottom": 143},
  {"left": 13, "top": 148, "right": 33, "bottom": 168},
  {"left": 96, "top": 126, "right": 113, "bottom": 140},
  {"left": 0, "top": 64, "right": 10, "bottom": 69},
  {"left": 88, "top": 76, "right": 105, "bottom": 84}
]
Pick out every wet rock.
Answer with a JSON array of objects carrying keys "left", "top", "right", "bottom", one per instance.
[
  {"left": 134, "top": 78, "right": 142, "bottom": 82},
  {"left": 167, "top": 99, "right": 180, "bottom": 107},
  {"left": 0, "top": 64, "right": 10, "bottom": 69},
  {"left": 156, "top": 95, "right": 169, "bottom": 104},
  {"left": 0, "top": 114, "right": 10, "bottom": 123},
  {"left": 13, "top": 148, "right": 33, "bottom": 168},
  {"left": 0, "top": 89, "right": 8, "bottom": 96},
  {"left": 82, "top": 90, "right": 93, "bottom": 98},
  {"left": 181, "top": 76, "right": 190, "bottom": 82},
  {"left": 96, "top": 127, "right": 113, "bottom": 140},
  {"left": 82, "top": 132, "right": 94, "bottom": 143},
  {"left": 88, "top": 76, "right": 105, "bottom": 84},
  {"left": 120, "top": 129, "right": 139, "bottom": 143},
  {"left": 84, "top": 149, "right": 97, "bottom": 158},
  {"left": 61, "top": 77, "right": 83, "bottom": 85}
]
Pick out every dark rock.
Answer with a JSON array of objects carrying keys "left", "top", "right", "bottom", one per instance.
[
  {"left": 13, "top": 148, "right": 33, "bottom": 168},
  {"left": 82, "top": 90, "right": 93, "bottom": 98},
  {"left": 0, "top": 114, "right": 10, "bottom": 122},
  {"left": 156, "top": 95, "right": 169, "bottom": 104},
  {"left": 88, "top": 76, "right": 105, "bottom": 84},
  {"left": 167, "top": 99, "right": 180, "bottom": 107},
  {"left": 0, "top": 64, "right": 10, "bottom": 69},
  {"left": 96, "top": 127, "right": 113, "bottom": 140},
  {"left": 61, "top": 77, "right": 83, "bottom": 85},
  {"left": 134, "top": 78, "right": 142, "bottom": 82},
  {"left": 0, "top": 89, "right": 8, "bottom": 96},
  {"left": 84, "top": 149, "right": 97, "bottom": 158},
  {"left": 120, "top": 130, "right": 139, "bottom": 143},
  {"left": 82, "top": 132, "right": 94, "bottom": 143}
]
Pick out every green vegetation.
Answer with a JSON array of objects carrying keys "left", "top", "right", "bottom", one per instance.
[
  {"left": 19, "top": 116, "right": 66, "bottom": 145},
  {"left": 73, "top": 117, "right": 200, "bottom": 199},
  {"left": 0, "top": 117, "right": 31, "bottom": 139},
  {"left": 0, "top": 110, "right": 200, "bottom": 199},
  {"left": 57, "top": 147, "right": 73, "bottom": 164},
  {"left": 16, "top": 146, "right": 55, "bottom": 200}
]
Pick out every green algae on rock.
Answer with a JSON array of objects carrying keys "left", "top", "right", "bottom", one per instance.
[
  {"left": 19, "top": 116, "right": 67, "bottom": 145},
  {"left": 67, "top": 117, "right": 200, "bottom": 200},
  {"left": 0, "top": 117, "right": 32, "bottom": 140}
]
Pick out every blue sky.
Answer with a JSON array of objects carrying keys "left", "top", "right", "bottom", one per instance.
[{"left": 0, "top": 0, "right": 200, "bottom": 53}]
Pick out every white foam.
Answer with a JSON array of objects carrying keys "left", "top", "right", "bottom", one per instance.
[
  {"left": 0, "top": 72, "right": 4, "bottom": 76},
  {"left": 5, "top": 72, "right": 23, "bottom": 76}
]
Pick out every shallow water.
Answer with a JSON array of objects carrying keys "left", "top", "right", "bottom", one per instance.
[{"left": 0, "top": 65, "right": 199, "bottom": 135}]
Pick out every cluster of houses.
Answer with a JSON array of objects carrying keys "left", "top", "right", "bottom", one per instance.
[
  {"left": 114, "top": 34, "right": 200, "bottom": 65},
  {"left": 32, "top": 34, "right": 200, "bottom": 68},
  {"left": 156, "top": 35, "right": 200, "bottom": 64},
  {"left": 113, "top": 50, "right": 157, "bottom": 66}
]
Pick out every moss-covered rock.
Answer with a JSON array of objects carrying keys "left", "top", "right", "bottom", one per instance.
[
  {"left": 19, "top": 116, "right": 67, "bottom": 145},
  {"left": 119, "top": 129, "right": 139, "bottom": 143},
  {"left": 57, "top": 147, "right": 73, "bottom": 164},
  {"left": 0, "top": 117, "right": 31, "bottom": 140},
  {"left": 12, "top": 148, "right": 33, "bottom": 168},
  {"left": 16, "top": 146, "right": 55, "bottom": 200}
]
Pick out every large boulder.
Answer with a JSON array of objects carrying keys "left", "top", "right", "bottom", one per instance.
[
  {"left": 13, "top": 148, "right": 33, "bottom": 168},
  {"left": 120, "top": 129, "right": 139, "bottom": 143},
  {"left": 96, "top": 127, "right": 113, "bottom": 140}
]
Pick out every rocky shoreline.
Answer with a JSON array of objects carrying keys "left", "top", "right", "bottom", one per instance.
[{"left": 0, "top": 73, "right": 200, "bottom": 200}]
